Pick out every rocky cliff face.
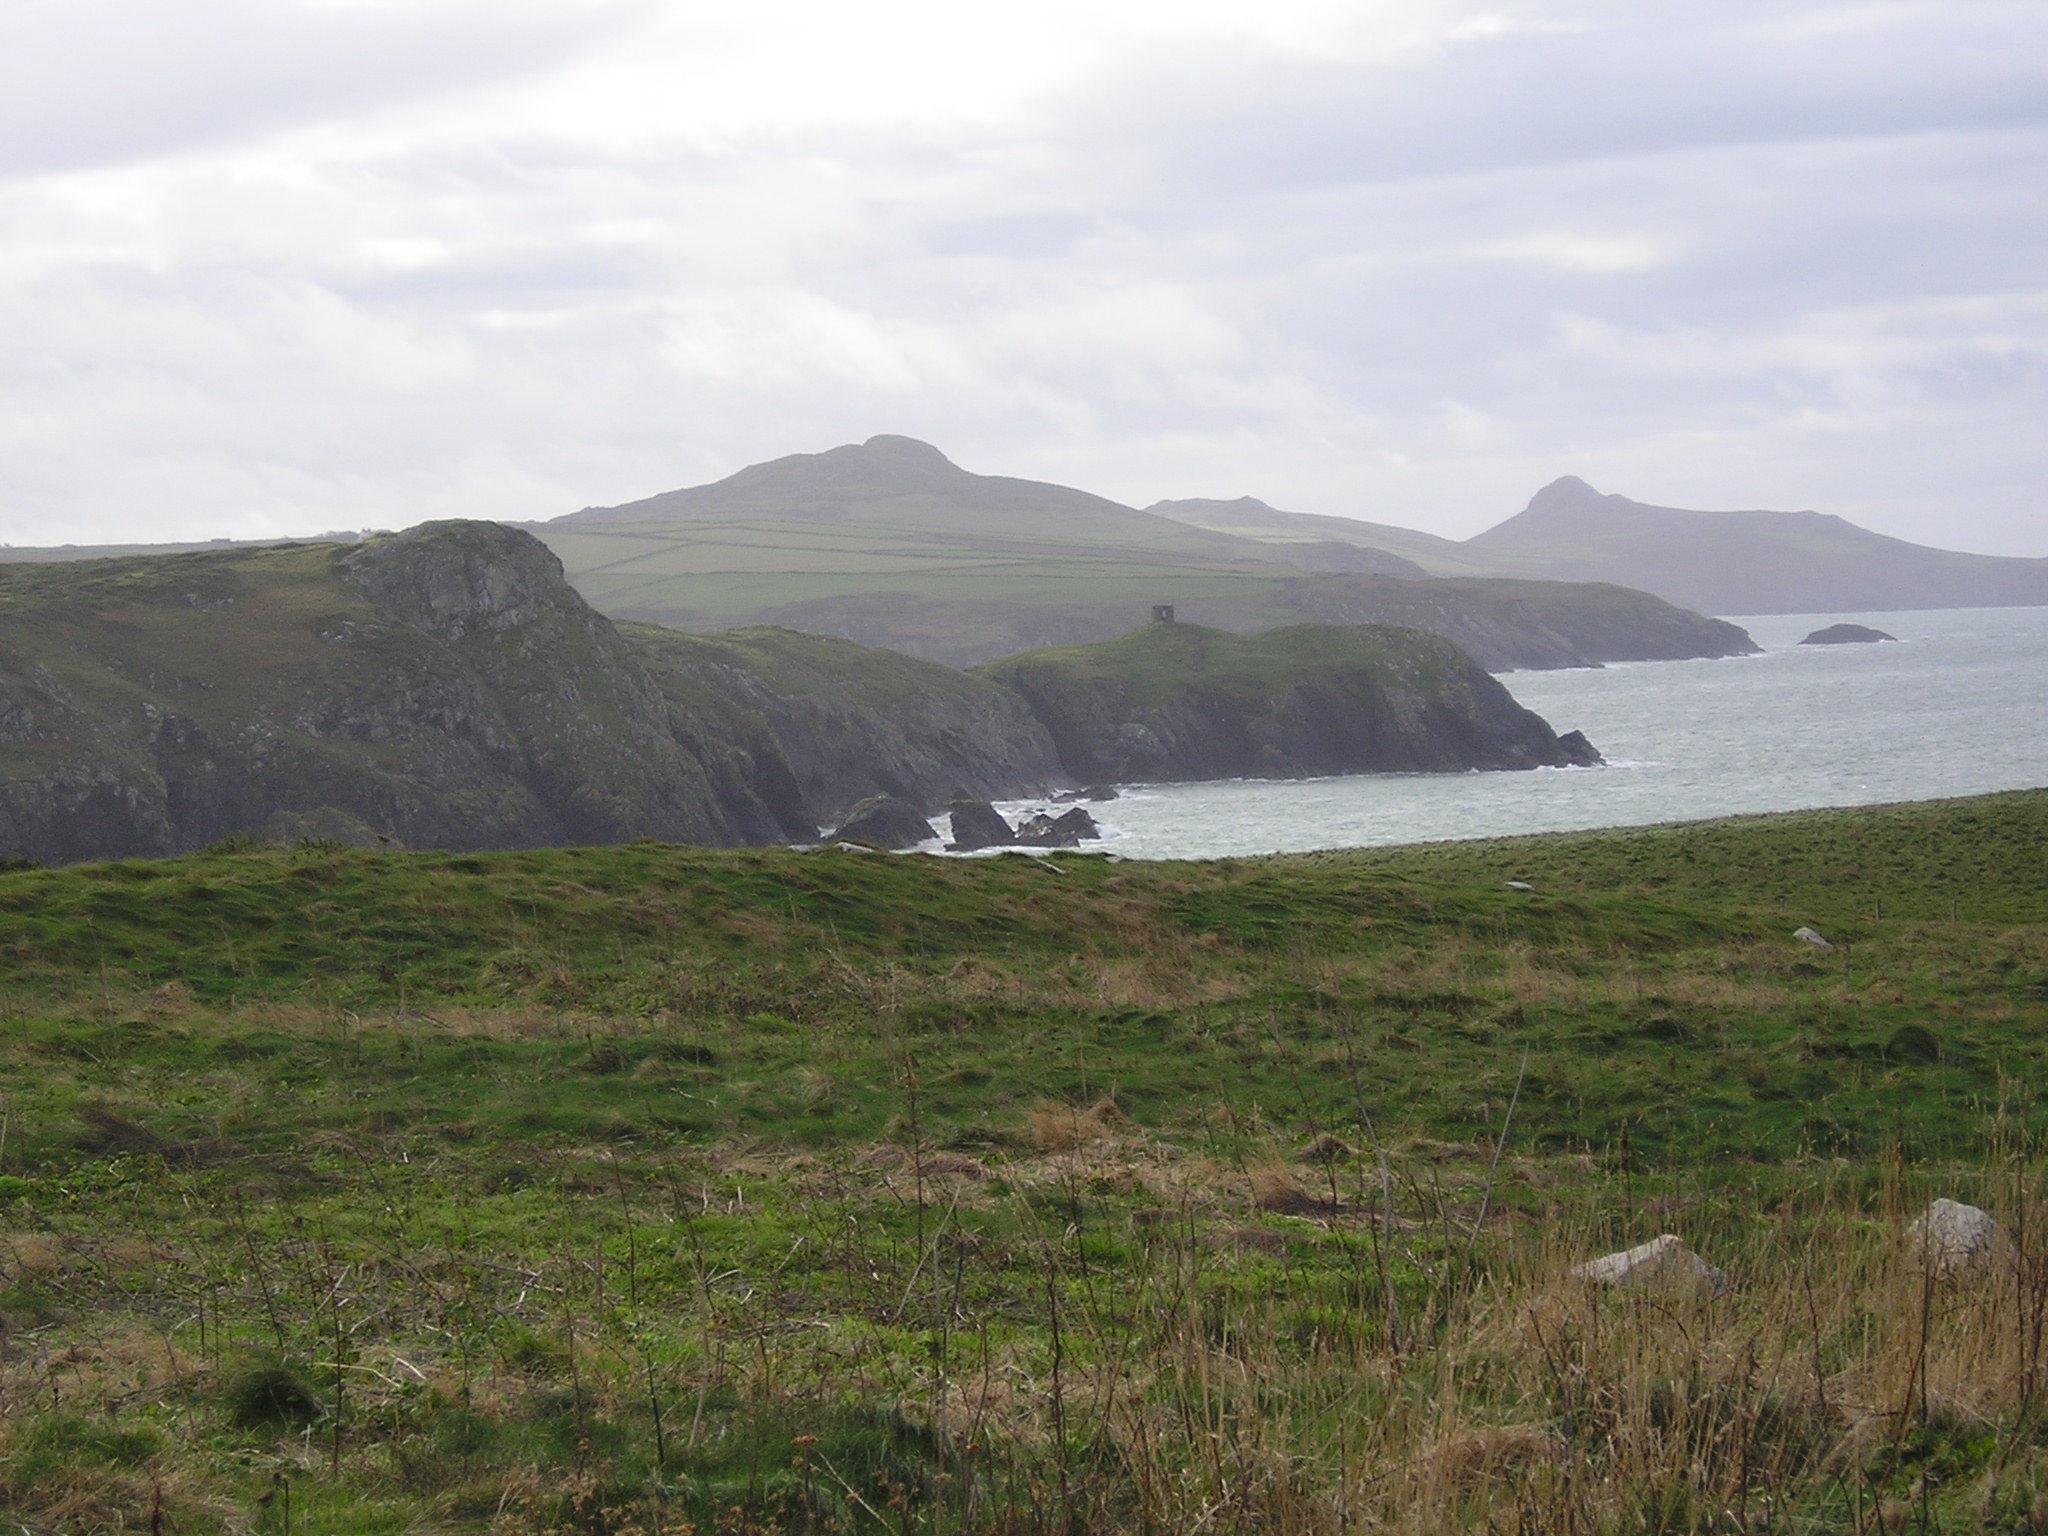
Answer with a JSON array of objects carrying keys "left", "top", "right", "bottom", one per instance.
[
  {"left": 0, "top": 524, "right": 814, "bottom": 863},
  {"left": 623, "top": 625, "right": 1061, "bottom": 825},
  {"left": 0, "top": 524, "right": 1614, "bottom": 865},
  {"left": 976, "top": 622, "right": 1600, "bottom": 784}
]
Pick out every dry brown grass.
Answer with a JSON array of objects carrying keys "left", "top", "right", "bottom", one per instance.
[
  {"left": 897, "top": 1169, "right": 2048, "bottom": 1535},
  {"left": 1299, "top": 1132, "right": 1359, "bottom": 1163},
  {"left": 1026, "top": 1098, "right": 1116, "bottom": 1151}
]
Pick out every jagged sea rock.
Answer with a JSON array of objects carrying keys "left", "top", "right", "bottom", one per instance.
[
  {"left": 946, "top": 799, "right": 1015, "bottom": 851},
  {"left": 831, "top": 795, "right": 937, "bottom": 850},
  {"left": 1001, "top": 807, "right": 1101, "bottom": 848},
  {"left": 1570, "top": 1234, "right": 1729, "bottom": 1298},
  {"left": 1010, "top": 812, "right": 1080, "bottom": 849},
  {"left": 1555, "top": 730, "right": 1602, "bottom": 766},
  {"left": 1050, "top": 807, "right": 1100, "bottom": 841},
  {"left": 1055, "top": 784, "right": 1119, "bottom": 803},
  {"left": 1908, "top": 1199, "right": 2001, "bottom": 1276}
]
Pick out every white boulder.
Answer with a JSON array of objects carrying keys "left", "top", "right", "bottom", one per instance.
[
  {"left": 1571, "top": 1233, "right": 1729, "bottom": 1297},
  {"left": 1794, "top": 927, "right": 1832, "bottom": 949},
  {"left": 1908, "top": 1199, "right": 2001, "bottom": 1276}
]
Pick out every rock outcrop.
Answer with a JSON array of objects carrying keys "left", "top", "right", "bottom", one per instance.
[
  {"left": 943, "top": 800, "right": 1101, "bottom": 851},
  {"left": 976, "top": 622, "right": 1602, "bottom": 786},
  {"left": 1012, "top": 808, "right": 1101, "bottom": 848},
  {"left": 1054, "top": 784, "right": 1118, "bottom": 803},
  {"left": 946, "top": 800, "right": 1015, "bottom": 852},
  {"left": 830, "top": 795, "right": 937, "bottom": 850}
]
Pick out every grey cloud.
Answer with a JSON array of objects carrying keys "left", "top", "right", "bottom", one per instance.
[
  {"left": 1, "top": 1, "right": 2043, "bottom": 557},
  {"left": 0, "top": 0, "right": 648, "bottom": 179},
  {"left": 1076, "top": 5, "right": 2048, "bottom": 196}
]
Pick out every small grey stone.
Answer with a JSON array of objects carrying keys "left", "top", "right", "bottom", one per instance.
[
  {"left": 1908, "top": 1199, "right": 2000, "bottom": 1276},
  {"left": 1571, "top": 1234, "right": 1729, "bottom": 1298}
]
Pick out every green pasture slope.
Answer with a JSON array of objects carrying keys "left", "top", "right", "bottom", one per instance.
[{"left": 3, "top": 790, "right": 2047, "bottom": 1533}]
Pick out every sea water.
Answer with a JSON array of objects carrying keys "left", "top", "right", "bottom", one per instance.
[{"left": 960, "top": 606, "right": 2048, "bottom": 861}]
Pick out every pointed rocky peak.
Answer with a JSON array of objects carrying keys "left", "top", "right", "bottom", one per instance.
[
  {"left": 1470, "top": 476, "right": 1644, "bottom": 547},
  {"left": 564, "top": 434, "right": 979, "bottom": 524},
  {"left": 1526, "top": 475, "right": 1603, "bottom": 508},
  {"left": 341, "top": 520, "right": 589, "bottom": 644},
  {"left": 856, "top": 434, "right": 957, "bottom": 469}
]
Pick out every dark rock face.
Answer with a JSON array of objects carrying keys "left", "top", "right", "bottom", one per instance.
[
  {"left": 944, "top": 801, "right": 1100, "bottom": 850},
  {"left": 0, "top": 524, "right": 816, "bottom": 864},
  {"left": 1044, "top": 807, "right": 1102, "bottom": 843},
  {"left": 831, "top": 795, "right": 937, "bottom": 849},
  {"left": 1801, "top": 623, "right": 1897, "bottom": 645},
  {"left": 1010, "top": 813, "right": 1075, "bottom": 848},
  {"left": 946, "top": 799, "right": 1015, "bottom": 851},
  {"left": 622, "top": 626, "right": 1059, "bottom": 826},
  {"left": 1555, "top": 730, "right": 1604, "bottom": 766},
  {"left": 977, "top": 622, "right": 1601, "bottom": 786}
]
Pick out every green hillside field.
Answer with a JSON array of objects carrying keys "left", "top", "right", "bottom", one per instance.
[
  {"left": 528, "top": 439, "right": 1753, "bottom": 668},
  {"left": 538, "top": 513, "right": 1285, "bottom": 628},
  {"left": 3, "top": 790, "right": 2047, "bottom": 1532}
]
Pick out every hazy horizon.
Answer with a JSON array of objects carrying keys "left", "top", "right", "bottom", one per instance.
[{"left": 5, "top": 1, "right": 2044, "bottom": 556}]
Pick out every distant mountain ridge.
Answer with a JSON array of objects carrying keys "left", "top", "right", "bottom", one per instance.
[
  {"left": 1468, "top": 477, "right": 2048, "bottom": 614},
  {"left": 1153, "top": 477, "right": 2048, "bottom": 615},
  {"left": 556, "top": 434, "right": 1422, "bottom": 575},
  {"left": 15, "top": 447, "right": 2033, "bottom": 623}
]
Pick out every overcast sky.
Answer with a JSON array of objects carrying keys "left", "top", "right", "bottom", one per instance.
[{"left": 3, "top": 0, "right": 2044, "bottom": 553}]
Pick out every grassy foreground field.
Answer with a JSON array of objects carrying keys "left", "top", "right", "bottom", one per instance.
[{"left": 3, "top": 790, "right": 2048, "bottom": 1533}]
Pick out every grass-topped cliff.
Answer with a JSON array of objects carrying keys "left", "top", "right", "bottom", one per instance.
[
  {"left": 0, "top": 523, "right": 816, "bottom": 861},
  {"left": 0, "top": 526, "right": 1610, "bottom": 862},
  {"left": 976, "top": 620, "right": 1600, "bottom": 783},
  {"left": 2, "top": 790, "right": 2046, "bottom": 1532}
]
